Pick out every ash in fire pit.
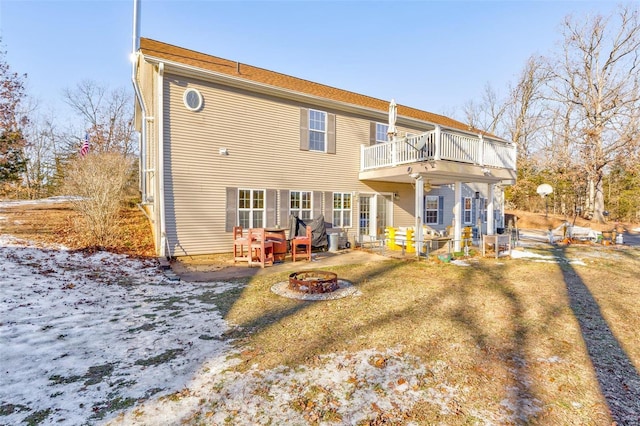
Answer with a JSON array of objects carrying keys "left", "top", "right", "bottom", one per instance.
[{"left": 289, "top": 270, "right": 339, "bottom": 294}]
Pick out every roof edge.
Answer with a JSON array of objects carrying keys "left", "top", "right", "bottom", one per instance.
[{"left": 138, "top": 37, "right": 508, "bottom": 142}]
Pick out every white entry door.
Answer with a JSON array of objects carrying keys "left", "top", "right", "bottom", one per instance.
[{"left": 358, "top": 194, "right": 392, "bottom": 239}]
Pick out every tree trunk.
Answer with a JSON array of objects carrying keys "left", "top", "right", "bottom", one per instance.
[
  {"left": 592, "top": 175, "right": 606, "bottom": 223},
  {"left": 587, "top": 179, "right": 595, "bottom": 218}
]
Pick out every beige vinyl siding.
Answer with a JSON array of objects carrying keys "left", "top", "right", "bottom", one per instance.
[
  {"left": 162, "top": 74, "right": 395, "bottom": 255},
  {"left": 158, "top": 73, "right": 492, "bottom": 255},
  {"left": 371, "top": 182, "right": 415, "bottom": 227},
  {"left": 163, "top": 76, "right": 230, "bottom": 256}
]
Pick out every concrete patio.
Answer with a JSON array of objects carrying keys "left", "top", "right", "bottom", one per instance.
[{"left": 169, "top": 248, "right": 393, "bottom": 282}]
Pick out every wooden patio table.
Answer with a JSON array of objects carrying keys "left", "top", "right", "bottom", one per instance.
[{"left": 265, "top": 228, "right": 287, "bottom": 262}]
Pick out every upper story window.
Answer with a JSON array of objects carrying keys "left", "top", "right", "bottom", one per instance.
[
  {"left": 238, "top": 189, "right": 265, "bottom": 229},
  {"left": 309, "top": 109, "right": 327, "bottom": 152},
  {"left": 376, "top": 123, "right": 389, "bottom": 143},
  {"left": 300, "top": 108, "right": 335, "bottom": 154},
  {"left": 290, "top": 190, "right": 312, "bottom": 221}
]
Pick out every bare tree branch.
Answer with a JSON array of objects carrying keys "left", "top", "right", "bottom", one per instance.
[
  {"left": 63, "top": 81, "right": 135, "bottom": 157},
  {"left": 547, "top": 5, "right": 640, "bottom": 222}
]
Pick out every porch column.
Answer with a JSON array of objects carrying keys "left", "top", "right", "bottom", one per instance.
[
  {"left": 414, "top": 176, "right": 424, "bottom": 258},
  {"left": 487, "top": 183, "right": 495, "bottom": 235},
  {"left": 453, "top": 181, "right": 462, "bottom": 252}
]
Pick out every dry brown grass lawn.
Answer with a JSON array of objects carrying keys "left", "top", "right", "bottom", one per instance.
[
  {"left": 2, "top": 201, "right": 639, "bottom": 424},
  {"left": 221, "top": 248, "right": 639, "bottom": 424},
  {"left": 0, "top": 199, "right": 155, "bottom": 256}
]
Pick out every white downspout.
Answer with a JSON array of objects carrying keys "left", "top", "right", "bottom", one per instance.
[
  {"left": 131, "top": 0, "right": 162, "bottom": 257},
  {"left": 157, "top": 62, "right": 167, "bottom": 257},
  {"left": 130, "top": 0, "right": 147, "bottom": 203}
]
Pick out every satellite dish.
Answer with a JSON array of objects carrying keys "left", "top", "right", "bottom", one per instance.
[
  {"left": 404, "top": 133, "right": 428, "bottom": 151},
  {"left": 536, "top": 183, "right": 553, "bottom": 197}
]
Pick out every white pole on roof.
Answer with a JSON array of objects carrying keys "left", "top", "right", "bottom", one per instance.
[{"left": 132, "top": 0, "right": 141, "bottom": 52}]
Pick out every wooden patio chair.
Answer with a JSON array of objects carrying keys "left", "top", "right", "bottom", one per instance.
[
  {"left": 291, "top": 225, "right": 312, "bottom": 262},
  {"left": 233, "top": 226, "right": 250, "bottom": 264},
  {"left": 248, "top": 228, "right": 274, "bottom": 268}
]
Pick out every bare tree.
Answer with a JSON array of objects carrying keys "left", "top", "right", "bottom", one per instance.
[
  {"left": 461, "top": 99, "right": 481, "bottom": 131},
  {"left": 60, "top": 81, "right": 138, "bottom": 248},
  {"left": 63, "top": 152, "right": 134, "bottom": 248},
  {"left": 544, "top": 100, "right": 588, "bottom": 215},
  {"left": 491, "top": 56, "right": 552, "bottom": 211},
  {"left": 547, "top": 5, "right": 640, "bottom": 223},
  {"left": 63, "top": 80, "right": 136, "bottom": 157},
  {"left": 505, "top": 56, "right": 551, "bottom": 162},
  {"left": 461, "top": 83, "right": 507, "bottom": 135},
  {"left": 23, "top": 108, "right": 63, "bottom": 198}
]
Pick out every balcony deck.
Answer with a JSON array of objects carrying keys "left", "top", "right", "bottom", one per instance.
[{"left": 359, "top": 128, "right": 516, "bottom": 184}]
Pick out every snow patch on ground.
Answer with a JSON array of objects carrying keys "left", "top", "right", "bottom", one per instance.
[
  {"left": 109, "top": 349, "right": 460, "bottom": 425},
  {"left": 0, "top": 195, "right": 81, "bottom": 208},
  {"left": 1, "top": 236, "right": 240, "bottom": 425},
  {"left": 510, "top": 249, "right": 586, "bottom": 265},
  {"left": 450, "top": 259, "right": 471, "bottom": 266},
  {"left": 1, "top": 234, "right": 543, "bottom": 425}
]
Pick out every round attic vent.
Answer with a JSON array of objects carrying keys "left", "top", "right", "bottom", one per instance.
[{"left": 183, "top": 88, "right": 203, "bottom": 111}]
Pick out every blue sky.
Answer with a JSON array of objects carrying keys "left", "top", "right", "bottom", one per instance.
[{"left": 0, "top": 0, "right": 626, "bottom": 122}]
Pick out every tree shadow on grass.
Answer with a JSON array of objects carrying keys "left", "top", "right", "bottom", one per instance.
[
  {"left": 556, "top": 247, "right": 640, "bottom": 425},
  {"left": 230, "top": 255, "right": 546, "bottom": 421},
  {"left": 454, "top": 260, "right": 540, "bottom": 422}
]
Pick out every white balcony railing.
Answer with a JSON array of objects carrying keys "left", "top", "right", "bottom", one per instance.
[{"left": 360, "top": 128, "right": 516, "bottom": 172}]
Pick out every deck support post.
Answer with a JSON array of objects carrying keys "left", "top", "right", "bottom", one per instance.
[
  {"left": 487, "top": 183, "right": 495, "bottom": 235},
  {"left": 454, "top": 181, "right": 462, "bottom": 253},
  {"left": 414, "top": 175, "right": 424, "bottom": 259}
]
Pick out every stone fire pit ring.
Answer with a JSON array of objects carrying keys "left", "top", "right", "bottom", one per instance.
[
  {"left": 271, "top": 271, "right": 360, "bottom": 301},
  {"left": 288, "top": 270, "right": 339, "bottom": 294}
]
